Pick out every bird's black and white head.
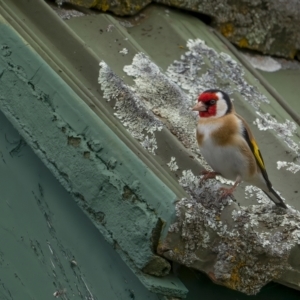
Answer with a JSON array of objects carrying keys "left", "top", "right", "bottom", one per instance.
[{"left": 192, "top": 89, "right": 233, "bottom": 118}]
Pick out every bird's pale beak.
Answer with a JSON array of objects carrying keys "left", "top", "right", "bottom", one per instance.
[{"left": 192, "top": 102, "right": 206, "bottom": 112}]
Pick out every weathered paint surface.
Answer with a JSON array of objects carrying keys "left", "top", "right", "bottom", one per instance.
[
  {"left": 0, "top": 109, "right": 161, "bottom": 299},
  {"left": 0, "top": 21, "right": 187, "bottom": 298},
  {"left": 2, "top": 0, "right": 300, "bottom": 297},
  {"left": 64, "top": 6, "right": 300, "bottom": 294}
]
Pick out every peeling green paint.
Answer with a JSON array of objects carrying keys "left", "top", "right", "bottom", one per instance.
[
  {"left": 0, "top": 21, "right": 187, "bottom": 297},
  {"left": 0, "top": 97, "right": 162, "bottom": 300}
]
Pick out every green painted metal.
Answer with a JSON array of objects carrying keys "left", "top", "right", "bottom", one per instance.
[
  {"left": 0, "top": 0, "right": 300, "bottom": 298},
  {"left": 0, "top": 16, "right": 187, "bottom": 298},
  {"left": 213, "top": 30, "right": 300, "bottom": 125},
  {"left": 64, "top": 3, "right": 300, "bottom": 295},
  {"left": 0, "top": 109, "right": 161, "bottom": 299},
  {"left": 0, "top": 0, "right": 187, "bottom": 201},
  {"left": 259, "top": 69, "right": 300, "bottom": 115},
  {"left": 64, "top": 5, "right": 300, "bottom": 208}
]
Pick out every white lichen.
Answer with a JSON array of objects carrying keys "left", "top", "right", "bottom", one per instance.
[
  {"left": 166, "top": 39, "right": 300, "bottom": 175},
  {"left": 119, "top": 21, "right": 134, "bottom": 28},
  {"left": 140, "top": 136, "right": 158, "bottom": 155},
  {"left": 167, "top": 178, "right": 300, "bottom": 294},
  {"left": 106, "top": 24, "right": 115, "bottom": 32},
  {"left": 253, "top": 112, "right": 300, "bottom": 174},
  {"left": 166, "top": 39, "right": 269, "bottom": 110},
  {"left": 167, "top": 157, "right": 179, "bottom": 172},
  {"left": 119, "top": 48, "right": 128, "bottom": 55},
  {"left": 98, "top": 61, "right": 162, "bottom": 154},
  {"left": 244, "top": 185, "right": 270, "bottom": 205},
  {"left": 98, "top": 39, "right": 299, "bottom": 295},
  {"left": 254, "top": 112, "right": 299, "bottom": 152},
  {"left": 123, "top": 52, "right": 210, "bottom": 168},
  {"left": 277, "top": 161, "right": 300, "bottom": 174}
]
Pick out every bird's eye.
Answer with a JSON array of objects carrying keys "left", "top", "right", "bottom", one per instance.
[{"left": 209, "top": 100, "right": 216, "bottom": 105}]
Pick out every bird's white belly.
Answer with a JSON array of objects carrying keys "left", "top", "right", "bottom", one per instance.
[{"left": 200, "top": 138, "right": 247, "bottom": 181}]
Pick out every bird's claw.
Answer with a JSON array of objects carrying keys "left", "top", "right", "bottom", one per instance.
[
  {"left": 200, "top": 170, "right": 219, "bottom": 184},
  {"left": 219, "top": 187, "right": 235, "bottom": 199}
]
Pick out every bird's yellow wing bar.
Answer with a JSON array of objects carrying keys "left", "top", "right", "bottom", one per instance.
[
  {"left": 250, "top": 138, "right": 266, "bottom": 171},
  {"left": 236, "top": 114, "right": 272, "bottom": 189}
]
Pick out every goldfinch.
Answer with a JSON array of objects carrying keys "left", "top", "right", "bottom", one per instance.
[{"left": 192, "top": 89, "right": 287, "bottom": 209}]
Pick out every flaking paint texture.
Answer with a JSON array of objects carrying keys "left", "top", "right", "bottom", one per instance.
[
  {"left": 0, "top": 110, "right": 161, "bottom": 299},
  {"left": 0, "top": 22, "right": 181, "bottom": 297}
]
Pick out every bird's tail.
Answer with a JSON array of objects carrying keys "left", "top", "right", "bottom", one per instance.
[{"left": 263, "top": 187, "right": 287, "bottom": 209}]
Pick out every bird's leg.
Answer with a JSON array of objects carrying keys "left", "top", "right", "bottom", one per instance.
[
  {"left": 219, "top": 176, "right": 242, "bottom": 199},
  {"left": 200, "top": 170, "right": 220, "bottom": 183}
]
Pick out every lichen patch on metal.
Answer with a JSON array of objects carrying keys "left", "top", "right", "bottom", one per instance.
[
  {"left": 166, "top": 39, "right": 299, "bottom": 174},
  {"left": 254, "top": 112, "right": 300, "bottom": 174},
  {"left": 166, "top": 39, "right": 269, "bottom": 110},
  {"left": 98, "top": 39, "right": 300, "bottom": 295},
  {"left": 123, "top": 53, "right": 202, "bottom": 155},
  {"left": 119, "top": 48, "right": 129, "bottom": 55},
  {"left": 277, "top": 161, "right": 300, "bottom": 174},
  {"left": 167, "top": 157, "right": 179, "bottom": 172},
  {"left": 163, "top": 170, "right": 300, "bottom": 295},
  {"left": 98, "top": 61, "right": 163, "bottom": 155}
]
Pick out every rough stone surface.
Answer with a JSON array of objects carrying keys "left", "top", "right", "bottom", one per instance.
[
  {"left": 57, "top": 0, "right": 300, "bottom": 58},
  {"left": 142, "top": 256, "right": 171, "bottom": 277},
  {"left": 161, "top": 0, "right": 300, "bottom": 59},
  {"left": 159, "top": 173, "right": 300, "bottom": 295},
  {"left": 57, "top": 0, "right": 151, "bottom": 15}
]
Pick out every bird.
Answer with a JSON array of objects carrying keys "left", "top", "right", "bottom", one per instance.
[{"left": 192, "top": 89, "right": 287, "bottom": 209}]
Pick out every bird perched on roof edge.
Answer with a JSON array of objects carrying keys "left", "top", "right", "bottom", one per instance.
[{"left": 192, "top": 89, "right": 287, "bottom": 209}]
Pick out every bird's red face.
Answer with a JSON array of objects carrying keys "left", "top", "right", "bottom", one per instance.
[
  {"left": 192, "top": 92, "right": 218, "bottom": 118},
  {"left": 192, "top": 90, "right": 232, "bottom": 118}
]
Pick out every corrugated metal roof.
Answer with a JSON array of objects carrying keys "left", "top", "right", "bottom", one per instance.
[
  {"left": 1, "top": 0, "right": 300, "bottom": 298},
  {"left": 0, "top": 13, "right": 174, "bottom": 300},
  {"left": 260, "top": 69, "right": 300, "bottom": 113}
]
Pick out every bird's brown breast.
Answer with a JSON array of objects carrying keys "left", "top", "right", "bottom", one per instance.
[
  {"left": 196, "top": 114, "right": 257, "bottom": 177},
  {"left": 196, "top": 114, "right": 239, "bottom": 146}
]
